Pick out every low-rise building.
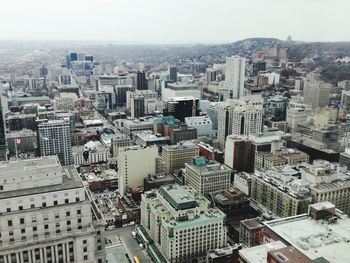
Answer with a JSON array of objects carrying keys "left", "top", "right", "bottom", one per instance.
[
  {"left": 264, "top": 202, "right": 350, "bottom": 263},
  {"left": 239, "top": 218, "right": 264, "bottom": 247},
  {"left": 72, "top": 140, "right": 110, "bottom": 165},
  {"left": 133, "top": 130, "right": 169, "bottom": 148}
]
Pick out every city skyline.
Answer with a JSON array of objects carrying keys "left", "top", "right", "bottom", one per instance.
[{"left": 1, "top": 0, "right": 349, "bottom": 43}]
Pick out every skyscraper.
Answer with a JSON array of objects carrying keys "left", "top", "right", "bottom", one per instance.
[
  {"left": 0, "top": 97, "right": 7, "bottom": 160},
  {"left": 217, "top": 100, "right": 263, "bottom": 149},
  {"left": 169, "top": 66, "right": 177, "bottom": 82},
  {"left": 224, "top": 56, "right": 246, "bottom": 99},
  {"left": 38, "top": 119, "right": 72, "bottom": 165},
  {"left": 303, "top": 72, "right": 331, "bottom": 109},
  {"left": 136, "top": 70, "right": 147, "bottom": 90},
  {"left": 130, "top": 95, "right": 145, "bottom": 118}
]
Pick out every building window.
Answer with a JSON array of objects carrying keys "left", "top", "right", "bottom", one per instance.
[
  {"left": 84, "top": 255, "right": 88, "bottom": 261},
  {"left": 83, "top": 247, "right": 87, "bottom": 252},
  {"left": 19, "top": 206, "right": 23, "bottom": 210},
  {"left": 66, "top": 211, "right": 70, "bottom": 217},
  {"left": 54, "top": 201, "right": 58, "bottom": 205},
  {"left": 33, "top": 226, "right": 37, "bottom": 231},
  {"left": 65, "top": 199, "right": 69, "bottom": 204},
  {"left": 77, "top": 209, "right": 81, "bottom": 215},
  {"left": 83, "top": 240, "right": 87, "bottom": 244}
]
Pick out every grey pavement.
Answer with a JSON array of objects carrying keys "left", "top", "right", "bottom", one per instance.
[{"left": 105, "top": 225, "right": 151, "bottom": 263}]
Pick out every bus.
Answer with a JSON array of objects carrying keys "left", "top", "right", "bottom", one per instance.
[{"left": 133, "top": 256, "right": 140, "bottom": 263}]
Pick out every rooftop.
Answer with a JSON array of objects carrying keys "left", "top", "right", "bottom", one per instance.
[
  {"left": 265, "top": 212, "right": 350, "bottom": 262},
  {"left": 186, "top": 157, "right": 231, "bottom": 174},
  {"left": 268, "top": 246, "right": 312, "bottom": 263},
  {"left": 253, "top": 160, "right": 350, "bottom": 200},
  {"left": 239, "top": 241, "right": 286, "bottom": 263},
  {"left": 162, "top": 141, "right": 199, "bottom": 151},
  {"left": 0, "top": 157, "right": 82, "bottom": 199},
  {"left": 158, "top": 184, "right": 199, "bottom": 210}
]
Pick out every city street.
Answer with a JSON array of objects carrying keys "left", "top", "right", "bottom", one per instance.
[{"left": 105, "top": 225, "right": 151, "bottom": 263}]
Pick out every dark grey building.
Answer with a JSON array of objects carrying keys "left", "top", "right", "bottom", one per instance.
[
  {"left": 136, "top": 70, "right": 147, "bottom": 90},
  {"left": 170, "top": 125, "right": 197, "bottom": 144},
  {"left": 169, "top": 66, "right": 177, "bottom": 82}
]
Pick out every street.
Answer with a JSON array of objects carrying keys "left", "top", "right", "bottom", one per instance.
[{"left": 105, "top": 225, "right": 151, "bottom": 263}]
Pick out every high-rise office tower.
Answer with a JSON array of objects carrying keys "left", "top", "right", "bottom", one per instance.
[
  {"left": 185, "top": 157, "right": 231, "bottom": 197},
  {"left": 38, "top": 119, "right": 72, "bottom": 165},
  {"left": 136, "top": 70, "right": 147, "bottom": 90},
  {"left": 206, "top": 68, "right": 218, "bottom": 84},
  {"left": 130, "top": 95, "right": 145, "bottom": 118},
  {"left": 163, "top": 97, "right": 200, "bottom": 122},
  {"left": 303, "top": 72, "right": 331, "bottom": 109},
  {"left": 0, "top": 156, "right": 106, "bottom": 263},
  {"left": 224, "top": 135, "right": 253, "bottom": 173},
  {"left": 169, "top": 66, "right": 177, "bottom": 82},
  {"left": 224, "top": 56, "right": 246, "bottom": 99},
  {"left": 217, "top": 100, "right": 263, "bottom": 149},
  {"left": 0, "top": 97, "right": 7, "bottom": 160}
]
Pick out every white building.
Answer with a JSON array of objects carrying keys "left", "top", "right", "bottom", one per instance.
[
  {"left": 217, "top": 100, "right": 263, "bottom": 149},
  {"left": 0, "top": 156, "right": 106, "bottom": 263},
  {"left": 126, "top": 90, "right": 160, "bottom": 113},
  {"left": 72, "top": 140, "right": 110, "bottom": 165},
  {"left": 38, "top": 119, "right": 72, "bottom": 165},
  {"left": 261, "top": 72, "right": 280, "bottom": 85},
  {"left": 185, "top": 157, "right": 231, "bottom": 197},
  {"left": 286, "top": 100, "right": 312, "bottom": 134},
  {"left": 161, "top": 83, "right": 200, "bottom": 101},
  {"left": 111, "top": 134, "right": 132, "bottom": 158},
  {"left": 224, "top": 56, "right": 245, "bottom": 99},
  {"left": 185, "top": 116, "right": 213, "bottom": 137},
  {"left": 141, "top": 185, "right": 227, "bottom": 263},
  {"left": 54, "top": 93, "right": 78, "bottom": 111},
  {"left": 303, "top": 72, "right": 332, "bottom": 109},
  {"left": 118, "top": 146, "right": 158, "bottom": 194},
  {"left": 234, "top": 172, "right": 252, "bottom": 196}
]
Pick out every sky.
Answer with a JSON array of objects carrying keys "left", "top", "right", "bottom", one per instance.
[{"left": 0, "top": 0, "right": 349, "bottom": 43}]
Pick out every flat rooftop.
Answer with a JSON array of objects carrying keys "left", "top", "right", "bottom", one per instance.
[
  {"left": 0, "top": 157, "right": 83, "bottom": 199},
  {"left": 239, "top": 241, "right": 286, "bottom": 263},
  {"left": 158, "top": 184, "right": 198, "bottom": 210},
  {"left": 265, "top": 213, "right": 350, "bottom": 262}
]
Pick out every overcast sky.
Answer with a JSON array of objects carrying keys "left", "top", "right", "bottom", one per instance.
[{"left": 0, "top": 0, "right": 348, "bottom": 43}]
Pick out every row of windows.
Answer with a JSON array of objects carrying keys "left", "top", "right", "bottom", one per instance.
[
  {"left": 5, "top": 209, "right": 82, "bottom": 228},
  {"left": 6, "top": 198, "right": 81, "bottom": 212}
]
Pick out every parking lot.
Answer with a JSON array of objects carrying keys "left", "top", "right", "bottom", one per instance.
[{"left": 105, "top": 225, "right": 150, "bottom": 263}]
